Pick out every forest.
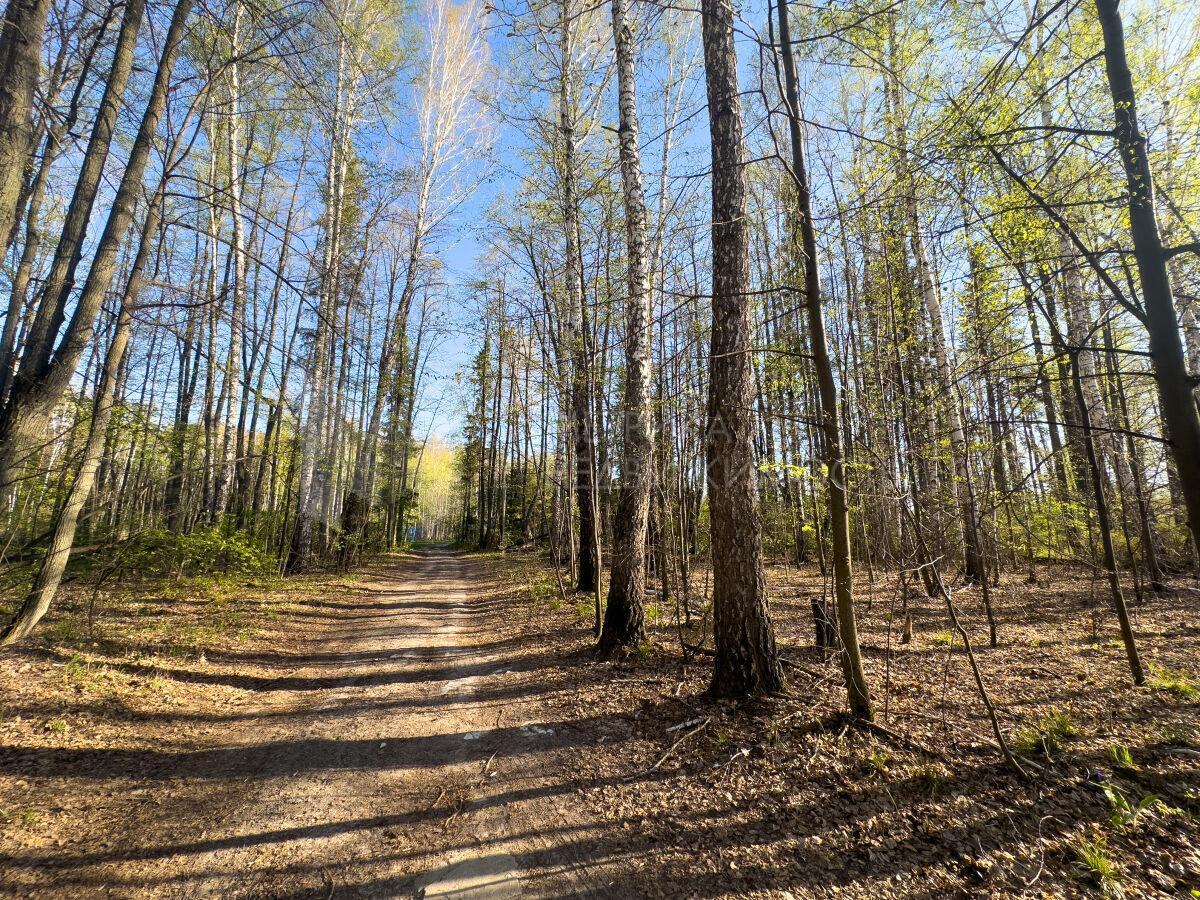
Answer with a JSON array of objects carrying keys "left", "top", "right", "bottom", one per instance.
[{"left": 0, "top": 0, "right": 1198, "bottom": 895}]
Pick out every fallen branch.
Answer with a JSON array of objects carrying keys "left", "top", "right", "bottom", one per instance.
[{"left": 627, "top": 717, "right": 711, "bottom": 780}]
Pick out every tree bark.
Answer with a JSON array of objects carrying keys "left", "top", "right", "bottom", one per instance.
[
  {"left": 598, "top": 0, "right": 653, "bottom": 656},
  {"left": 701, "top": 0, "right": 784, "bottom": 697},
  {"left": 0, "top": 0, "right": 52, "bottom": 249},
  {"left": 0, "top": 143, "right": 174, "bottom": 647},
  {"left": 1094, "top": 0, "right": 1200, "bottom": 551},
  {"left": 773, "top": 0, "right": 870, "bottom": 717},
  {"left": 558, "top": 0, "right": 599, "bottom": 594},
  {"left": 0, "top": 0, "right": 147, "bottom": 495}
]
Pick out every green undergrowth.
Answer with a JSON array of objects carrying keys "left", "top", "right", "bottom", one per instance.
[
  {"left": 1146, "top": 662, "right": 1198, "bottom": 699},
  {"left": 0, "top": 527, "right": 372, "bottom": 661},
  {"left": 1011, "top": 709, "right": 1080, "bottom": 757}
]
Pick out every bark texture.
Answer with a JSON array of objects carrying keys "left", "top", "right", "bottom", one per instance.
[
  {"left": 701, "top": 0, "right": 784, "bottom": 697},
  {"left": 1094, "top": 0, "right": 1200, "bottom": 550},
  {"left": 558, "top": 0, "right": 599, "bottom": 594},
  {"left": 0, "top": 0, "right": 51, "bottom": 247},
  {"left": 774, "top": 0, "right": 871, "bottom": 718},
  {"left": 599, "top": 0, "right": 653, "bottom": 656},
  {"left": 0, "top": 0, "right": 146, "bottom": 495}
]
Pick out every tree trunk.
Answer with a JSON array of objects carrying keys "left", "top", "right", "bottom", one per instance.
[
  {"left": 558, "top": 0, "right": 598, "bottom": 594},
  {"left": 701, "top": 0, "right": 784, "bottom": 698},
  {"left": 0, "top": 0, "right": 52, "bottom": 249},
  {"left": 0, "top": 158, "right": 171, "bottom": 646},
  {"left": 1094, "top": 0, "right": 1200, "bottom": 552},
  {"left": 598, "top": 0, "right": 653, "bottom": 656},
  {"left": 773, "top": 0, "right": 870, "bottom": 717},
  {"left": 0, "top": 0, "right": 147, "bottom": 496},
  {"left": 212, "top": 1, "right": 248, "bottom": 521}
]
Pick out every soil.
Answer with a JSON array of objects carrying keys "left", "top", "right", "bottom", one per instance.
[
  {"left": 1, "top": 548, "right": 1198, "bottom": 898},
  {"left": 0, "top": 550, "right": 608, "bottom": 898}
]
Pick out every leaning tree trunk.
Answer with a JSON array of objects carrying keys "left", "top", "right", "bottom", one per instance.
[
  {"left": 0, "top": 135, "right": 177, "bottom": 647},
  {"left": 773, "top": 0, "right": 871, "bottom": 718},
  {"left": 1094, "top": 0, "right": 1200, "bottom": 552},
  {"left": 701, "top": 0, "right": 784, "bottom": 698},
  {"left": 0, "top": 0, "right": 146, "bottom": 497},
  {"left": 598, "top": 0, "right": 653, "bottom": 656},
  {"left": 0, "top": 307, "right": 134, "bottom": 647},
  {"left": 0, "top": 0, "right": 52, "bottom": 248}
]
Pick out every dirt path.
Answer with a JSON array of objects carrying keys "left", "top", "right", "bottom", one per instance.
[
  {"left": 1, "top": 550, "right": 612, "bottom": 898},
  {"left": 12, "top": 551, "right": 1195, "bottom": 897}
]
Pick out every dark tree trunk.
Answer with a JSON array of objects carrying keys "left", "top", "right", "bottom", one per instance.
[
  {"left": 701, "top": 0, "right": 784, "bottom": 697},
  {"left": 773, "top": 0, "right": 871, "bottom": 717},
  {"left": 1094, "top": 0, "right": 1200, "bottom": 552},
  {"left": 0, "top": 0, "right": 52, "bottom": 248},
  {"left": 0, "top": 0, "right": 146, "bottom": 495}
]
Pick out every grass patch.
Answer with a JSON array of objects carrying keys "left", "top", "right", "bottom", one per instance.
[
  {"left": 1146, "top": 663, "right": 1198, "bottom": 699},
  {"left": 1071, "top": 834, "right": 1121, "bottom": 896},
  {"left": 1011, "top": 709, "right": 1079, "bottom": 757},
  {"left": 912, "top": 763, "right": 948, "bottom": 800},
  {"left": 1107, "top": 744, "right": 1137, "bottom": 772},
  {"left": 865, "top": 750, "right": 892, "bottom": 777},
  {"left": 0, "top": 807, "right": 41, "bottom": 831}
]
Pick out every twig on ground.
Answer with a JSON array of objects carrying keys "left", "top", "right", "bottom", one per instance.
[
  {"left": 627, "top": 717, "right": 711, "bottom": 780},
  {"left": 859, "top": 719, "right": 945, "bottom": 761}
]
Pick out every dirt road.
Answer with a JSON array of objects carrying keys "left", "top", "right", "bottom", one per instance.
[{"left": 1, "top": 550, "right": 612, "bottom": 898}]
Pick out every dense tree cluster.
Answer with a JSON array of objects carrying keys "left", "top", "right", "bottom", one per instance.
[
  {"left": 454, "top": 0, "right": 1199, "bottom": 708},
  {"left": 1, "top": 0, "right": 1198, "bottom": 725},
  {"left": 0, "top": 0, "right": 491, "bottom": 641}
]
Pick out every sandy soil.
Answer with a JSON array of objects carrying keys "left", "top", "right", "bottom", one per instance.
[
  {"left": 2, "top": 548, "right": 1198, "bottom": 898},
  {"left": 0, "top": 550, "right": 612, "bottom": 898}
]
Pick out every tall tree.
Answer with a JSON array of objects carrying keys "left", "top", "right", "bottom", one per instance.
[
  {"left": 1093, "top": 0, "right": 1200, "bottom": 552},
  {"left": 0, "top": 0, "right": 52, "bottom": 247},
  {"left": 0, "top": 0, "right": 146, "bottom": 498},
  {"left": 700, "top": 0, "right": 783, "bottom": 697},
  {"left": 558, "top": 0, "right": 600, "bottom": 595},
  {"left": 0, "top": 0, "right": 194, "bottom": 644},
  {"left": 772, "top": 0, "right": 872, "bottom": 718},
  {"left": 598, "top": 0, "right": 652, "bottom": 656}
]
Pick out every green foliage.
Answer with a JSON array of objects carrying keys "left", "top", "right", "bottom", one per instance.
[
  {"left": 912, "top": 763, "right": 948, "bottom": 800},
  {"left": 1102, "top": 782, "right": 1166, "bottom": 829},
  {"left": 523, "top": 570, "right": 559, "bottom": 606},
  {"left": 1011, "top": 497, "right": 1089, "bottom": 562},
  {"left": 1012, "top": 710, "right": 1078, "bottom": 757},
  {"left": 62, "top": 654, "right": 89, "bottom": 687},
  {"left": 1107, "top": 744, "right": 1138, "bottom": 772},
  {"left": 865, "top": 750, "right": 892, "bottom": 777},
  {"left": 119, "top": 528, "right": 276, "bottom": 579},
  {"left": 0, "top": 807, "right": 40, "bottom": 830},
  {"left": 1145, "top": 663, "right": 1198, "bottom": 698},
  {"left": 1071, "top": 834, "right": 1121, "bottom": 896}
]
